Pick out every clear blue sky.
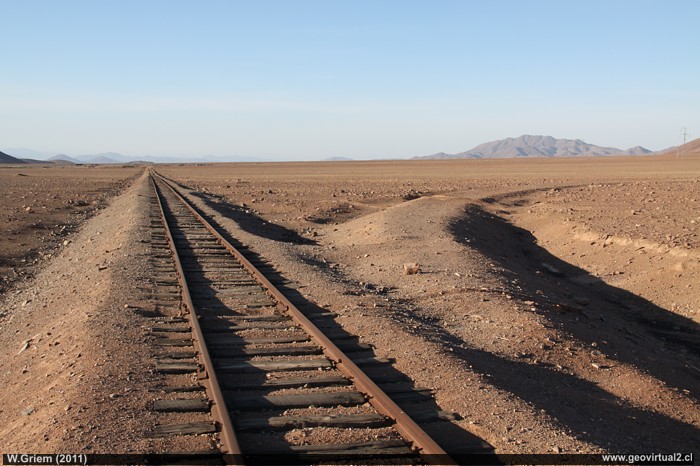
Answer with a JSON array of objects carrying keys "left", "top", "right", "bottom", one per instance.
[{"left": 1, "top": 0, "right": 698, "bottom": 160}]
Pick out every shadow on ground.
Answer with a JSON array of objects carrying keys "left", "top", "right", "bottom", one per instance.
[
  {"left": 434, "top": 203, "right": 700, "bottom": 451},
  {"left": 166, "top": 183, "right": 492, "bottom": 454},
  {"left": 190, "top": 191, "right": 315, "bottom": 245}
]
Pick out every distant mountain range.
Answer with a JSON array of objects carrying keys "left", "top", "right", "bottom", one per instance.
[
  {"left": 416, "top": 135, "right": 653, "bottom": 159},
  {"left": 2, "top": 149, "right": 269, "bottom": 164},
  {"left": 49, "top": 152, "right": 144, "bottom": 164},
  {"left": 2, "top": 135, "right": 673, "bottom": 165},
  {"left": 49, "top": 154, "right": 83, "bottom": 164},
  {"left": 0, "top": 149, "right": 127, "bottom": 165}
]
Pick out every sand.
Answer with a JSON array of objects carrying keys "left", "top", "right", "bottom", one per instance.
[{"left": 1, "top": 153, "right": 698, "bottom": 454}]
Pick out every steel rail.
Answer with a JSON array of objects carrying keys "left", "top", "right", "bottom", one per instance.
[
  {"left": 149, "top": 173, "right": 243, "bottom": 463},
  {"left": 152, "top": 171, "right": 454, "bottom": 464}
]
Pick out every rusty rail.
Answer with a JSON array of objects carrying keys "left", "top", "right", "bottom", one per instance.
[
  {"left": 149, "top": 174, "right": 243, "bottom": 463},
  {"left": 151, "top": 170, "right": 454, "bottom": 463}
]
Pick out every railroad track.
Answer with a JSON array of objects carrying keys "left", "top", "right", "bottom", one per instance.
[{"left": 144, "top": 170, "right": 482, "bottom": 463}]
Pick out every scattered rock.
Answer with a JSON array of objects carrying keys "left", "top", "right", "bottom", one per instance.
[
  {"left": 402, "top": 190, "right": 422, "bottom": 200},
  {"left": 17, "top": 341, "right": 31, "bottom": 354},
  {"left": 403, "top": 263, "right": 421, "bottom": 275},
  {"left": 541, "top": 262, "right": 564, "bottom": 277},
  {"left": 21, "top": 406, "right": 35, "bottom": 416}
]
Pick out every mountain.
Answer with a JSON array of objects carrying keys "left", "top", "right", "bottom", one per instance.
[
  {"left": 82, "top": 155, "right": 120, "bottom": 164},
  {"left": 3, "top": 148, "right": 58, "bottom": 159},
  {"left": 658, "top": 137, "right": 700, "bottom": 157},
  {"left": 625, "top": 146, "right": 654, "bottom": 155},
  {"left": 416, "top": 135, "right": 653, "bottom": 159},
  {"left": 0, "top": 151, "right": 27, "bottom": 164},
  {"left": 47, "top": 152, "right": 127, "bottom": 164},
  {"left": 21, "top": 158, "right": 54, "bottom": 164},
  {"left": 324, "top": 156, "right": 354, "bottom": 161},
  {"left": 50, "top": 154, "right": 81, "bottom": 164},
  {"left": 76, "top": 152, "right": 129, "bottom": 163},
  {"left": 57, "top": 152, "right": 265, "bottom": 164},
  {"left": 1, "top": 148, "right": 272, "bottom": 163}
]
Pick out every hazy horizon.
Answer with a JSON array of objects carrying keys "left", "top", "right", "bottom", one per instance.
[
  {"left": 2, "top": 1, "right": 697, "bottom": 160},
  {"left": 3, "top": 133, "right": 673, "bottom": 163}
]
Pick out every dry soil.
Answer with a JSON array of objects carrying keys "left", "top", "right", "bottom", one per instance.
[{"left": 1, "top": 154, "right": 699, "bottom": 456}]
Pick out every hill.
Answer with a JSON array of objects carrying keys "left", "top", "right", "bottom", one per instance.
[
  {"left": 50, "top": 154, "right": 81, "bottom": 164},
  {"left": 83, "top": 155, "right": 120, "bottom": 164},
  {"left": 3, "top": 148, "right": 57, "bottom": 159},
  {"left": 3, "top": 148, "right": 272, "bottom": 164},
  {"left": 49, "top": 153, "right": 124, "bottom": 164},
  {"left": 0, "top": 151, "right": 27, "bottom": 164},
  {"left": 50, "top": 153, "right": 126, "bottom": 164},
  {"left": 21, "top": 158, "right": 54, "bottom": 164},
  {"left": 416, "top": 135, "right": 653, "bottom": 159},
  {"left": 658, "top": 137, "right": 700, "bottom": 157}
]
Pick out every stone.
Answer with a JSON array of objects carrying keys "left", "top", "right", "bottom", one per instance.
[
  {"left": 403, "top": 263, "right": 421, "bottom": 275},
  {"left": 541, "top": 262, "right": 564, "bottom": 277}
]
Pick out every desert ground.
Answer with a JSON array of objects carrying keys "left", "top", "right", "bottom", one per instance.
[
  {"left": 1, "top": 152, "right": 698, "bottom": 456},
  {"left": 0, "top": 165, "right": 141, "bottom": 293}
]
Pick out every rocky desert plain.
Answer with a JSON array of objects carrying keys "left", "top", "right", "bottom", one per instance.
[{"left": 1, "top": 144, "right": 699, "bottom": 457}]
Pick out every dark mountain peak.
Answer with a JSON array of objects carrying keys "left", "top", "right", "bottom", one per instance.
[{"left": 0, "top": 151, "right": 27, "bottom": 164}]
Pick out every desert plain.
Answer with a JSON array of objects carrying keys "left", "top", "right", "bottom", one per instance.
[{"left": 1, "top": 151, "right": 699, "bottom": 455}]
